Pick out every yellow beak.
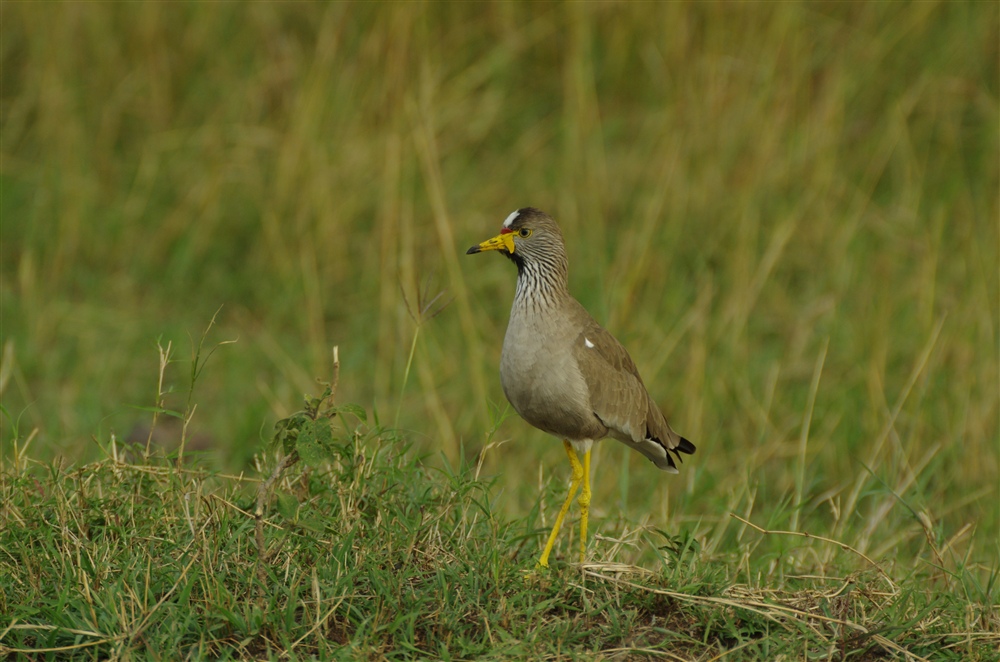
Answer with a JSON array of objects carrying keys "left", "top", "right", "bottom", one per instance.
[{"left": 466, "top": 231, "right": 515, "bottom": 255}]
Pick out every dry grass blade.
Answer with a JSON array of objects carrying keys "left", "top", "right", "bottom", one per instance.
[
  {"left": 585, "top": 571, "right": 933, "bottom": 662},
  {"left": 731, "top": 513, "right": 895, "bottom": 586}
]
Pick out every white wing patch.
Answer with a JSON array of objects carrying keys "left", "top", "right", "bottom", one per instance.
[
  {"left": 502, "top": 210, "right": 520, "bottom": 228},
  {"left": 584, "top": 337, "right": 595, "bottom": 348}
]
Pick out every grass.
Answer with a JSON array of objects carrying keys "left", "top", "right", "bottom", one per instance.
[
  {"left": 1, "top": 385, "right": 997, "bottom": 659},
  {"left": 1, "top": 1, "right": 998, "bottom": 659}
]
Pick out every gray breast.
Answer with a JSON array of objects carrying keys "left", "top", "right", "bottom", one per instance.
[{"left": 499, "top": 305, "right": 606, "bottom": 441}]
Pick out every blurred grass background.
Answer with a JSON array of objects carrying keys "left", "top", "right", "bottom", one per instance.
[{"left": 1, "top": 2, "right": 997, "bottom": 571}]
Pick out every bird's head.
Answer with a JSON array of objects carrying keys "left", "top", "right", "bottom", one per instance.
[{"left": 466, "top": 208, "right": 567, "bottom": 275}]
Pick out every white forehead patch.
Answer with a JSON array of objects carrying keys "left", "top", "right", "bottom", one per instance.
[
  {"left": 502, "top": 209, "right": 520, "bottom": 228},
  {"left": 584, "top": 338, "right": 595, "bottom": 348}
]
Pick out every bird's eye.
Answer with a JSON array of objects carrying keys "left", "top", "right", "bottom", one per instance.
[{"left": 518, "top": 228, "right": 532, "bottom": 238}]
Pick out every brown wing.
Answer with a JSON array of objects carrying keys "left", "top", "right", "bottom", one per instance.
[{"left": 571, "top": 313, "right": 695, "bottom": 472}]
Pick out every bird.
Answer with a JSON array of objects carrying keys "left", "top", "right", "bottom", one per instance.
[{"left": 466, "top": 207, "right": 696, "bottom": 568}]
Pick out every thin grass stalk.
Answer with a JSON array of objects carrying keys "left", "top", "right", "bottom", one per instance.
[{"left": 791, "top": 338, "right": 829, "bottom": 532}]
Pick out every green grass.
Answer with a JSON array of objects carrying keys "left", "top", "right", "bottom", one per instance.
[
  {"left": 1, "top": 1, "right": 998, "bottom": 658},
  {"left": 1, "top": 399, "right": 997, "bottom": 659}
]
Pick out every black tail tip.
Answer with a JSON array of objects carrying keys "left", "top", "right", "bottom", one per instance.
[{"left": 677, "top": 437, "right": 696, "bottom": 455}]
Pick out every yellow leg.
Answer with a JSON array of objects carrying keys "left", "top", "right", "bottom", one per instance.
[
  {"left": 537, "top": 441, "right": 584, "bottom": 568},
  {"left": 578, "top": 448, "right": 591, "bottom": 564}
]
